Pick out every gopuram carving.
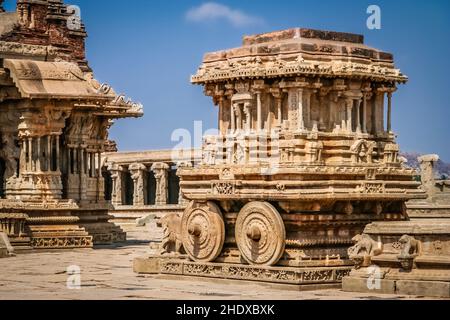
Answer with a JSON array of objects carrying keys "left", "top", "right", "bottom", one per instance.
[
  {"left": 134, "top": 28, "right": 425, "bottom": 287},
  {"left": 0, "top": 0, "right": 143, "bottom": 250}
]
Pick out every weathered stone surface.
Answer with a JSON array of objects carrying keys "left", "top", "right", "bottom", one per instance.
[
  {"left": 396, "top": 280, "right": 450, "bottom": 298},
  {"left": 195, "top": 27, "right": 405, "bottom": 84},
  {"left": 343, "top": 215, "right": 450, "bottom": 297},
  {"left": 0, "top": 232, "right": 14, "bottom": 257},
  {"left": 0, "top": 0, "right": 143, "bottom": 249},
  {"left": 342, "top": 277, "right": 396, "bottom": 295},
  {"left": 133, "top": 256, "right": 161, "bottom": 274},
  {"left": 0, "top": 226, "right": 439, "bottom": 300},
  {"left": 131, "top": 27, "right": 426, "bottom": 289}
]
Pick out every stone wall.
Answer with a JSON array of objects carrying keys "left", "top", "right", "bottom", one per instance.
[{"left": 102, "top": 149, "right": 201, "bottom": 228}]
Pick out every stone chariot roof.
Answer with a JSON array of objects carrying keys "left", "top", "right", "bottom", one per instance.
[{"left": 192, "top": 28, "right": 407, "bottom": 84}]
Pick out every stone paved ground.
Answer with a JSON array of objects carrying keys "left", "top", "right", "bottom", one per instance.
[{"left": 0, "top": 223, "right": 440, "bottom": 300}]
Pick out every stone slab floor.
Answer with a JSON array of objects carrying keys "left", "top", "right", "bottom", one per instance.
[{"left": 0, "top": 224, "right": 441, "bottom": 300}]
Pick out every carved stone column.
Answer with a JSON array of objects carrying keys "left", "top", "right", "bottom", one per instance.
[
  {"left": 418, "top": 154, "right": 440, "bottom": 201},
  {"left": 243, "top": 102, "right": 251, "bottom": 132},
  {"left": 79, "top": 145, "right": 87, "bottom": 202},
  {"left": 151, "top": 162, "right": 170, "bottom": 206},
  {"left": 256, "top": 92, "right": 262, "bottom": 131},
  {"left": 361, "top": 92, "right": 369, "bottom": 133},
  {"left": 387, "top": 91, "right": 395, "bottom": 133},
  {"left": 231, "top": 104, "right": 237, "bottom": 132},
  {"left": 177, "top": 161, "right": 192, "bottom": 205},
  {"left": 269, "top": 89, "right": 282, "bottom": 129},
  {"left": 129, "top": 163, "right": 147, "bottom": 207},
  {"left": 345, "top": 98, "right": 353, "bottom": 133},
  {"left": 305, "top": 90, "right": 312, "bottom": 129},
  {"left": 355, "top": 99, "right": 362, "bottom": 133},
  {"left": 297, "top": 88, "right": 305, "bottom": 131},
  {"left": 108, "top": 163, "right": 123, "bottom": 207}
]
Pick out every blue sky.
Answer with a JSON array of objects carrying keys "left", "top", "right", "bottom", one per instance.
[{"left": 4, "top": 0, "right": 450, "bottom": 161}]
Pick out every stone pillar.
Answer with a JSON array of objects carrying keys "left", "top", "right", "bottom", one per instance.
[
  {"left": 109, "top": 163, "right": 123, "bottom": 207},
  {"left": 256, "top": 92, "right": 262, "bottom": 131},
  {"left": 79, "top": 146, "right": 87, "bottom": 201},
  {"left": 177, "top": 161, "right": 192, "bottom": 205},
  {"left": 276, "top": 97, "right": 282, "bottom": 127},
  {"left": 355, "top": 99, "right": 362, "bottom": 133},
  {"left": 19, "top": 139, "right": 26, "bottom": 173},
  {"left": 46, "top": 136, "right": 51, "bottom": 171},
  {"left": 55, "top": 135, "right": 60, "bottom": 171},
  {"left": 129, "top": 163, "right": 147, "bottom": 207},
  {"left": 36, "top": 137, "right": 41, "bottom": 172},
  {"left": 297, "top": 89, "right": 304, "bottom": 131},
  {"left": 305, "top": 90, "right": 312, "bottom": 129},
  {"left": 27, "top": 137, "right": 32, "bottom": 172},
  {"left": 231, "top": 104, "right": 237, "bottom": 132},
  {"left": 243, "top": 102, "right": 251, "bottom": 132},
  {"left": 387, "top": 92, "right": 393, "bottom": 133},
  {"left": 345, "top": 99, "right": 353, "bottom": 133},
  {"left": 97, "top": 151, "right": 103, "bottom": 201},
  {"left": 151, "top": 162, "right": 170, "bottom": 206},
  {"left": 362, "top": 94, "right": 367, "bottom": 133},
  {"left": 374, "top": 91, "right": 385, "bottom": 134},
  {"left": 418, "top": 154, "right": 440, "bottom": 201},
  {"left": 235, "top": 104, "right": 243, "bottom": 132}
]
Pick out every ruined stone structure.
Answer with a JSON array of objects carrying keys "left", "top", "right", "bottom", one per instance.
[
  {"left": 407, "top": 154, "right": 450, "bottom": 218},
  {"left": 0, "top": 0, "right": 143, "bottom": 250},
  {"left": 343, "top": 155, "right": 450, "bottom": 297},
  {"left": 134, "top": 28, "right": 425, "bottom": 287},
  {"left": 0, "top": 231, "right": 14, "bottom": 257},
  {"left": 102, "top": 149, "right": 200, "bottom": 229}
]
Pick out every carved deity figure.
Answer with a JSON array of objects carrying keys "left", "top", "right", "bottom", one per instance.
[
  {"left": 351, "top": 140, "right": 375, "bottom": 164},
  {"left": 202, "top": 136, "right": 217, "bottom": 166},
  {"left": 0, "top": 133, "right": 18, "bottom": 179},
  {"left": 306, "top": 139, "right": 323, "bottom": 163}
]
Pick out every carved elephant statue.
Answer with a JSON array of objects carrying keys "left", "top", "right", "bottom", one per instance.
[
  {"left": 348, "top": 234, "right": 382, "bottom": 268},
  {"left": 348, "top": 234, "right": 381, "bottom": 257},
  {"left": 157, "top": 213, "right": 184, "bottom": 255},
  {"left": 397, "top": 235, "right": 421, "bottom": 271},
  {"left": 398, "top": 235, "right": 420, "bottom": 258}
]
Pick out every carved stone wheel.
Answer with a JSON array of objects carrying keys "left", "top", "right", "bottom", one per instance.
[
  {"left": 181, "top": 201, "right": 225, "bottom": 263},
  {"left": 235, "top": 201, "right": 286, "bottom": 266}
]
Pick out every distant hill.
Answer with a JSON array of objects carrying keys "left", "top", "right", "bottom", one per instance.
[{"left": 401, "top": 152, "right": 450, "bottom": 179}]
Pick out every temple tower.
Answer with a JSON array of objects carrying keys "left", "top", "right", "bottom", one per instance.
[{"left": 0, "top": 0, "right": 143, "bottom": 249}]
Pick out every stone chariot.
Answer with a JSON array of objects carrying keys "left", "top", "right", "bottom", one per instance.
[{"left": 136, "top": 28, "right": 425, "bottom": 287}]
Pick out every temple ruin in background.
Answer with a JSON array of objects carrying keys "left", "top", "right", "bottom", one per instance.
[{"left": 0, "top": 0, "right": 143, "bottom": 250}]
